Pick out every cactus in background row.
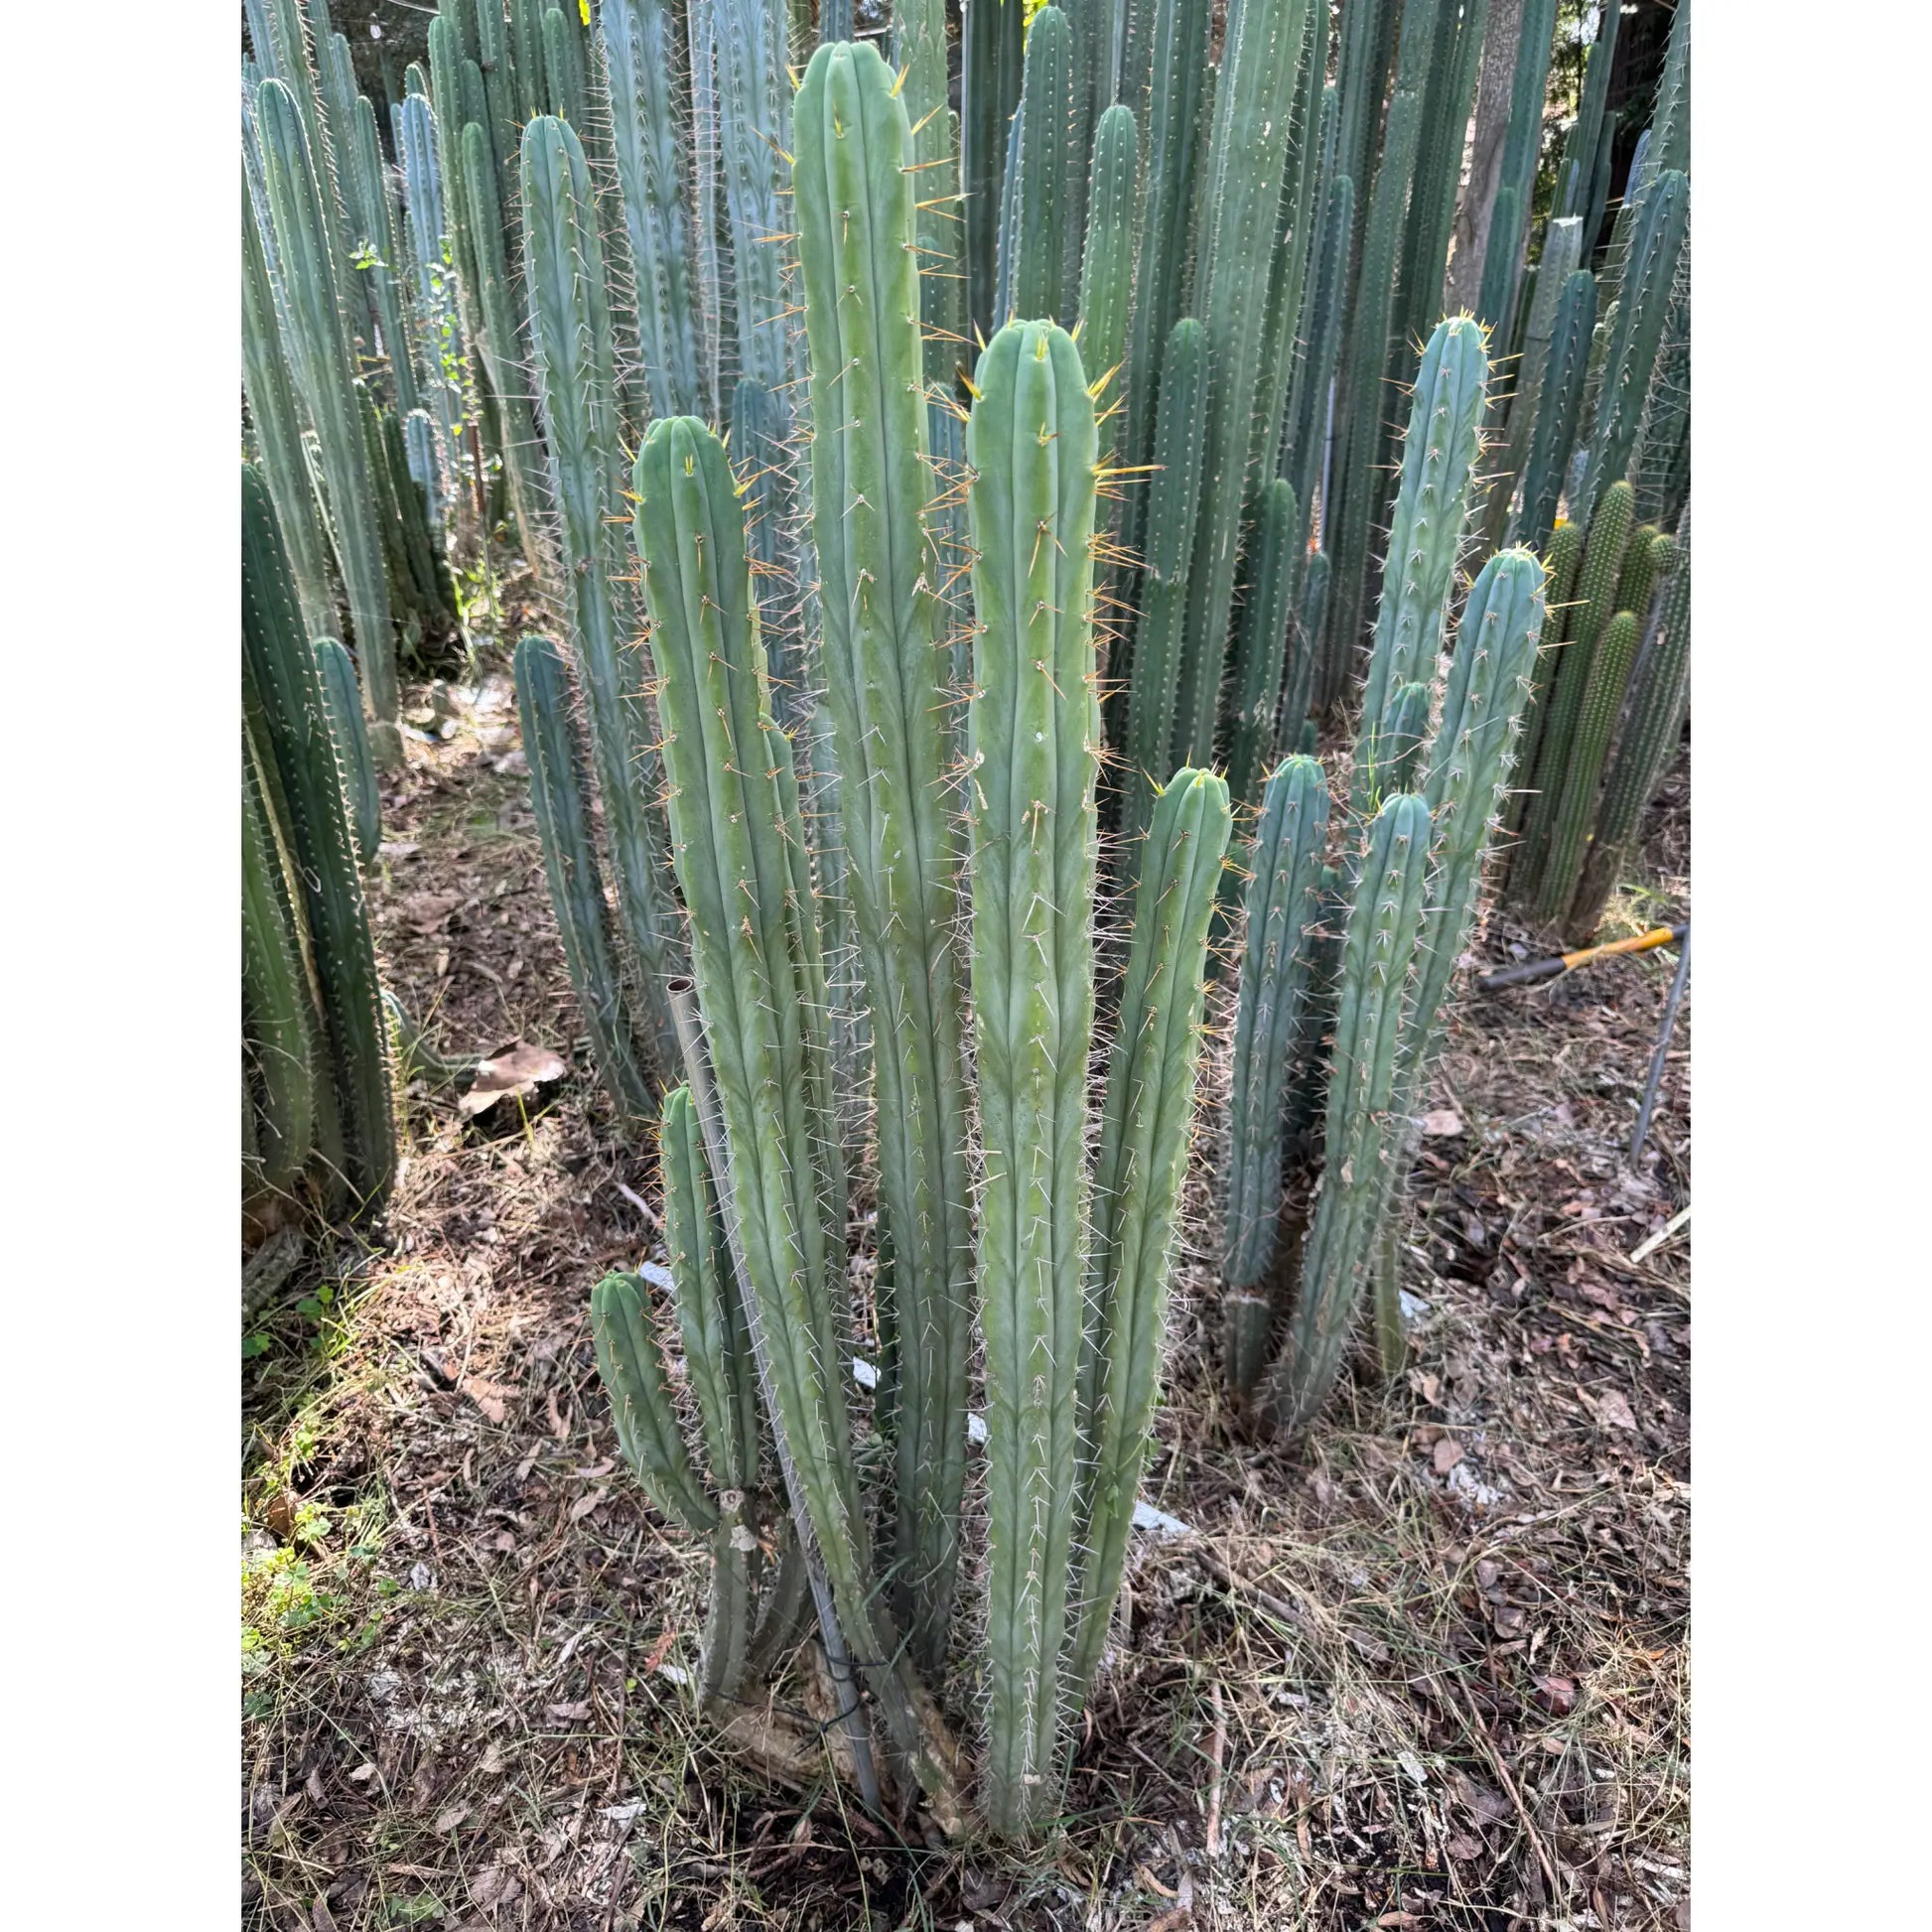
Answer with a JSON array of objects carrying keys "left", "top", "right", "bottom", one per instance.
[
  {"left": 1574, "top": 172, "right": 1691, "bottom": 529},
  {"left": 1352, "top": 314, "right": 1489, "bottom": 815},
  {"left": 1396, "top": 0, "right": 1489, "bottom": 360},
  {"left": 1280, "top": 169, "right": 1354, "bottom": 548},
  {"left": 1223, "top": 757, "right": 1330, "bottom": 1300},
  {"left": 1173, "top": 0, "right": 1310, "bottom": 768},
  {"left": 1512, "top": 480, "right": 1635, "bottom": 909},
  {"left": 1079, "top": 103, "right": 1141, "bottom": 468},
  {"left": 1517, "top": 265, "right": 1598, "bottom": 556},
  {"left": 997, "top": 4, "right": 1074, "bottom": 325},
  {"left": 1261, "top": 791, "right": 1433, "bottom": 1435},
  {"left": 1533, "top": 607, "right": 1640, "bottom": 927},
  {"left": 1122, "top": 318, "right": 1209, "bottom": 848},
  {"left": 254, "top": 78, "right": 401, "bottom": 765},
  {"left": 1224, "top": 479, "right": 1302, "bottom": 810},
  {"left": 634, "top": 413, "right": 965, "bottom": 1822},
  {"left": 521, "top": 113, "right": 682, "bottom": 1088},
  {"left": 1472, "top": 0, "right": 1558, "bottom": 346},
  {"left": 965, "top": 318, "right": 1102, "bottom": 1836},
  {"left": 792, "top": 40, "right": 975, "bottom": 1672},
  {"left": 1067, "top": 765, "right": 1232, "bottom": 1702},
  {"left": 1504, "top": 515, "right": 1586, "bottom": 837},
  {"left": 962, "top": 0, "right": 1026, "bottom": 344},
  {"left": 1567, "top": 508, "right": 1691, "bottom": 941},
  {"left": 242, "top": 465, "right": 396, "bottom": 1209},
  {"left": 1556, "top": 0, "right": 1619, "bottom": 240},
  {"left": 512, "top": 636, "right": 660, "bottom": 1122}
]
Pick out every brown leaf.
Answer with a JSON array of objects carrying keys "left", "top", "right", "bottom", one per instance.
[
  {"left": 433, "top": 1802, "right": 471, "bottom": 1835},
  {"left": 458, "top": 1376, "right": 509, "bottom": 1426},
  {"left": 1452, "top": 1770, "right": 1513, "bottom": 1825},
  {"left": 1433, "top": 1437, "right": 1465, "bottom": 1475},
  {"left": 1534, "top": 1674, "right": 1578, "bottom": 1716},
  {"left": 1421, "top": 1109, "right": 1464, "bottom": 1138},
  {"left": 459, "top": 1039, "right": 569, "bottom": 1118},
  {"left": 469, "top": 1866, "right": 522, "bottom": 1909},
  {"left": 311, "top": 1897, "right": 339, "bottom": 1932},
  {"left": 569, "top": 1488, "right": 608, "bottom": 1524},
  {"left": 547, "top": 1699, "right": 595, "bottom": 1722},
  {"left": 1591, "top": 1387, "right": 1638, "bottom": 1430},
  {"left": 1492, "top": 1602, "right": 1527, "bottom": 1637},
  {"left": 402, "top": 892, "right": 462, "bottom": 934},
  {"left": 1447, "top": 1834, "right": 1484, "bottom": 1862}
]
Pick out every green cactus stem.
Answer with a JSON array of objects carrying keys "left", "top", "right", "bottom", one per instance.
[
  {"left": 314, "top": 636, "right": 381, "bottom": 864},
  {"left": 1225, "top": 479, "right": 1301, "bottom": 812},
  {"left": 1517, "top": 266, "right": 1598, "bottom": 556},
  {"left": 591, "top": 1271, "right": 718, "bottom": 1537}
]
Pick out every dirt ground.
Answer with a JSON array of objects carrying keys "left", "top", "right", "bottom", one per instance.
[{"left": 241, "top": 607, "right": 1690, "bottom": 1932}]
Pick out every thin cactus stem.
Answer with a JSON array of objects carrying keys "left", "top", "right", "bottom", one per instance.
[
  {"left": 1472, "top": 0, "right": 1558, "bottom": 345},
  {"left": 1078, "top": 103, "right": 1140, "bottom": 470},
  {"left": 591, "top": 1271, "right": 718, "bottom": 1536},
  {"left": 961, "top": 0, "right": 1027, "bottom": 344},
  {"left": 314, "top": 636, "right": 382, "bottom": 864},
  {"left": 1224, "top": 479, "right": 1301, "bottom": 811}
]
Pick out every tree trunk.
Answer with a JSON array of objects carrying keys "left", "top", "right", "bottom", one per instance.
[{"left": 1446, "top": 0, "right": 1524, "bottom": 314}]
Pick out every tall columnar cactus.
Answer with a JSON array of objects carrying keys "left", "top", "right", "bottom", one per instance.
[
  {"left": 792, "top": 39, "right": 976, "bottom": 1673},
  {"left": 1173, "top": 0, "right": 1310, "bottom": 767},
  {"left": 1067, "top": 765, "right": 1232, "bottom": 1701},
  {"left": 997, "top": 4, "right": 1074, "bottom": 325},
  {"left": 1351, "top": 314, "right": 1489, "bottom": 815},
  {"left": 634, "top": 414, "right": 965, "bottom": 1824},
  {"left": 1261, "top": 791, "right": 1432, "bottom": 1436},
  {"left": 1224, "top": 478, "right": 1301, "bottom": 810},
  {"left": 1396, "top": 0, "right": 1489, "bottom": 359},
  {"left": 1117, "top": 0, "right": 1212, "bottom": 577},
  {"left": 1568, "top": 508, "right": 1691, "bottom": 941},
  {"left": 1480, "top": 214, "right": 1583, "bottom": 550},
  {"left": 1223, "top": 756, "right": 1330, "bottom": 1297},
  {"left": 521, "top": 113, "right": 682, "bottom": 1083},
  {"left": 314, "top": 636, "right": 381, "bottom": 864},
  {"left": 1517, "top": 266, "right": 1598, "bottom": 556},
  {"left": 1281, "top": 169, "right": 1354, "bottom": 541},
  {"left": 964, "top": 319, "right": 1101, "bottom": 1838},
  {"left": 1556, "top": 0, "right": 1619, "bottom": 235},
  {"left": 397, "top": 83, "right": 472, "bottom": 502},
  {"left": 242, "top": 465, "right": 396, "bottom": 1207},
  {"left": 1121, "top": 318, "right": 1209, "bottom": 847},
  {"left": 1078, "top": 102, "right": 1140, "bottom": 468},
  {"left": 513, "top": 635, "right": 660, "bottom": 1121},
  {"left": 1473, "top": 0, "right": 1558, "bottom": 346},
  {"left": 1574, "top": 172, "right": 1691, "bottom": 529},
  {"left": 961, "top": 0, "right": 1026, "bottom": 344},
  {"left": 591, "top": 1271, "right": 717, "bottom": 1538},
  {"left": 459, "top": 119, "right": 549, "bottom": 579},
  {"left": 253, "top": 78, "right": 401, "bottom": 765},
  {"left": 1533, "top": 608, "right": 1639, "bottom": 928},
  {"left": 1318, "top": 0, "right": 1429, "bottom": 712},
  {"left": 1513, "top": 481, "right": 1635, "bottom": 907},
  {"left": 601, "top": 0, "right": 707, "bottom": 421},
  {"left": 1504, "top": 515, "right": 1586, "bottom": 838}
]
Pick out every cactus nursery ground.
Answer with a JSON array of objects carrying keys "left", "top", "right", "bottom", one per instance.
[{"left": 241, "top": 628, "right": 1689, "bottom": 1932}]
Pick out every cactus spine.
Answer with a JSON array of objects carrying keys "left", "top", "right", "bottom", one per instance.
[
  {"left": 634, "top": 414, "right": 964, "bottom": 1823},
  {"left": 792, "top": 40, "right": 975, "bottom": 1672},
  {"left": 242, "top": 465, "right": 396, "bottom": 1207},
  {"left": 965, "top": 319, "right": 1100, "bottom": 1838},
  {"left": 512, "top": 635, "right": 660, "bottom": 1121},
  {"left": 1068, "top": 766, "right": 1232, "bottom": 1701},
  {"left": 253, "top": 78, "right": 401, "bottom": 765},
  {"left": 521, "top": 113, "right": 682, "bottom": 1083},
  {"left": 1263, "top": 791, "right": 1432, "bottom": 1435},
  {"left": 1174, "top": 0, "right": 1310, "bottom": 767},
  {"left": 1223, "top": 756, "right": 1330, "bottom": 1293}
]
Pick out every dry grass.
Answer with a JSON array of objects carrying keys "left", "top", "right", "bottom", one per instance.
[{"left": 242, "top": 654, "right": 1689, "bottom": 1932}]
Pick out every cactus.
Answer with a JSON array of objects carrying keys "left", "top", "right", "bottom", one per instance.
[
  {"left": 793, "top": 39, "right": 976, "bottom": 1672},
  {"left": 1078, "top": 103, "right": 1140, "bottom": 468},
  {"left": 1533, "top": 608, "right": 1639, "bottom": 928},
  {"left": 1173, "top": 0, "right": 1310, "bottom": 767},
  {"left": 1472, "top": 0, "right": 1558, "bottom": 345},
  {"left": 1568, "top": 510, "right": 1691, "bottom": 941},
  {"left": 1630, "top": 257, "right": 1691, "bottom": 530},
  {"left": 591, "top": 1271, "right": 718, "bottom": 1536},
  {"left": 242, "top": 738, "right": 320, "bottom": 1197},
  {"left": 1503, "top": 515, "right": 1586, "bottom": 839},
  {"left": 314, "top": 636, "right": 381, "bottom": 864},
  {"left": 964, "top": 318, "right": 1100, "bottom": 1837},
  {"left": 996, "top": 4, "right": 1074, "bottom": 325},
  {"left": 1223, "top": 1291, "right": 1277, "bottom": 1405},
  {"left": 403, "top": 65, "right": 476, "bottom": 499},
  {"left": 1397, "top": 0, "right": 1489, "bottom": 359},
  {"left": 1288, "top": 549, "right": 1330, "bottom": 744},
  {"left": 253, "top": 78, "right": 401, "bottom": 765},
  {"left": 1223, "top": 756, "right": 1330, "bottom": 1293},
  {"left": 601, "top": 0, "right": 707, "bottom": 421},
  {"left": 1224, "top": 480, "right": 1302, "bottom": 812},
  {"left": 1116, "top": 0, "right": 1213, "bottom": 579},
  {"left": 1067, "top": 766, "right": 1232, "bottom": 1702},
  {"left": 1556, "top": 0, "right": 1619, "bottom": 233},
  {"left": 1352, "top": 314, "right": 1489, "bottom": 815},
  {"left": 1575, "top": 172, "right": 1690, "bottom": 529},
  {"left": 1614, "top": 525, "right": 1666, "bottom": 629},
  {"left": 1281, "top": 170, "right": 1353, "bottom": 544},
  {"left": 242, "top": 465, "right": 396, "bottom": 1208},
  {"left": 521, "top": 113, "right": 682, "bottom": 1082},
  {"left": 1513, "top": 481, "right": 1635, "bottom": 907},
  {"left": 459, "top": 119, "right": 549, "bottom": 579},
  {"left": 1121, "top": 317, "right": 1209, "bottom": 848},
  {"left": 513, "top": 635, "right": 660, "bottom": 1121},
  {"left": 1517, "top": 266, "right": 1598, "bottom": 555},
  {"left": 961, "top": 0, "right": 1026, "bottom": 343},
  {"left": 1381, "top": 681, "right": 1433, "bottom": 795},
  {"left": 634, "top": 414, "right": 965, "bottom": 1823},
  {"left": 1261, "top": 791, "right": 1432, "bottom": 1436}
]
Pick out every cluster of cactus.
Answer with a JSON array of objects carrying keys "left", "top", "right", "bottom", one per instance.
[
  {"left": 575, "top": 40, "right": 1230, "bottom": 1840},
  {"left": 1219, "top": 318, "right": 1546, "bottom": 1432},
  {"left": 242, "top": 465, "right": 397, "bottom": 1222}
]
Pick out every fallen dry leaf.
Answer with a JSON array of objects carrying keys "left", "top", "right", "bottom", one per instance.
[
  {"left": 1433, "top": 1437, "right": 1466, "bottom": 1475},
  {"left": 433, "top": 1802, "right": 471, "bottom": 1835},
  {"left": 458, "top": 1376, "right": 509, "bottom": 1426},
  {"left": 1592, "top": 1388, "right": 1639, "bottom": 1431},
  {"left": 1421, "top": 1109, "right": 1464, "bottom": 1137},
  {"left": 469, "top": 1865, "right": 522, "bottom": 1909},
  {"left": 547, "top": 1699, "right": 594, "bottom": 1722},
  {"left": 568, "top": 1488, "right": 608, "bottom": 1524},
  {"left": 1534, "top": 1673, "right": 1579, "bottom": 1716},
  {"left": 402, "top": 891, "right": 462, "bottom": 934},
  {"left": 459, "top": 1040, "right": 569, "bottom": 1119}
]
